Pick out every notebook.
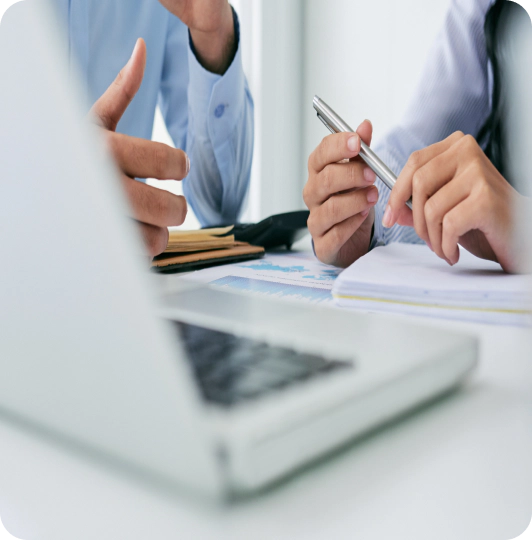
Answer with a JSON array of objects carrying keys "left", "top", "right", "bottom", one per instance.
[
  {"left": 164, "top": 226, "right": 235, "bottom": 253},
  {"left": 152, "top": 242, "right": 265, "bottom": 273},
  {"left": 332, "top": 243, "right": 532, "bottom": 325},
  {"left": 152, "top": 227, "right": 265, "bottom": 273}
]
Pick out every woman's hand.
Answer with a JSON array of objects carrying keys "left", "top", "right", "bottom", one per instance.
[
  {"left": 303, "top": 121, "right": 378, "bottom": 268},
  {"left": 384, "top": 132, "right": 524, "bottom": 273}
]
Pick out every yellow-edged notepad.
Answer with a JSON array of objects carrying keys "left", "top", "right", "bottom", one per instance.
[{"left": 332, "top": 243, "right": 532, "bottom": 326}]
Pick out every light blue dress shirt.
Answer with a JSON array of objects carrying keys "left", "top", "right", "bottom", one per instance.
[
  {"left": 372, "top": 0, "right": 497, "bottom": 247},
  {"left": 52, "top": 0, "right": 254, "bottom": 227}
]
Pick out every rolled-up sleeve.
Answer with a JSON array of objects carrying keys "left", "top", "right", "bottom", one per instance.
[{"left": 159, "top": 11, "right": 254, "bottom": 226}]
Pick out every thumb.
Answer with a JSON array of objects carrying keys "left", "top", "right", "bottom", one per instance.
[
  {"left": 90, "top": 38, "right": 146, "bottom": 131},
  {"left": 356, "top": 119, "right": 373, "bottom": 147},
  {"left": 350, "top": 119, "right": 373, "bottom": 164}
]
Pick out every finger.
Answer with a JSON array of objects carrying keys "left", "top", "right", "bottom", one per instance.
[
  {"left": 308, "top": 132, "right": 362, "bottom": 174},
  {"left": 305, "top": 161, "right": 375, "bottom": 208},
  {"left": 424, "top": 175, "right": 471, "bottom": 263},
  {"left": 385, "top": 131, "right": 465, "bottom": 227},
  {"left": 315, "top": 210, "right": 372, "bottom": 266},
  {"left": 108, "top": 132, "right": 189, "bottom": 180},
  {"left": 137, "top": 221, "right": 169, "bottom": 258},
  {"left": 393, "top": 205, "right": 414, "bottom": 228},
  {"left": 308, "top": 186, "right": 378, "bottom": 238},
  {"left": 409, "top": 144, "right": 464, "bottom": 244},
  {"left": 356, "top": 119, "right": 373, "bottom": 147},
  {"left": 441, "top": 197, "right": 480, "bottom": 266},
  {"left": 91, "top": 38, "right": 147, "bottom": 131},
  {"left": 121, "top": 176, "right": 187, "bottom": 228}
]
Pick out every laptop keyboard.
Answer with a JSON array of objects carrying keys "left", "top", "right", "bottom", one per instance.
[{"left": 172, "top": 322, "right": 353, "bottom": 407}]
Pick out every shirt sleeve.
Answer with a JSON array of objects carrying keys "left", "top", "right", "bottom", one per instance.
[
  {"left": 371, "top": 0, "right": 494, "bottom": 248},
  {"left": 158, "top": 10, "right": 254, "bottom": 227}
]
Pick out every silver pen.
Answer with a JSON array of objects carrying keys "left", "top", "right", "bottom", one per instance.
[{"left": 313, "top": 96, "right": 413, "bottom": 210}]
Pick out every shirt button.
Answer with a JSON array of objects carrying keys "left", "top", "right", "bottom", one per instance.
[{"left": 214, "top": 104, "right": 225, "bottom": 118}]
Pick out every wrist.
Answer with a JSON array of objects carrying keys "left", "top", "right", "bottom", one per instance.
[{"left": 189, "top": 5, "right": 236, "bottom": 75}]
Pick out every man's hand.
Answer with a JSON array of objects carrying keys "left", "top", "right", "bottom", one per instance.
[
  {"left": 384, "top": 132, "right": 525, "bottom": 273},
  {"left": 303, "top": 121, "right": 379, "bottom": 268},
  {"left": 157, "top": 0, "right": 235, "bottom": 74},
  {"left": 91, "top": 39, "right": 189, "bottom": 258}
]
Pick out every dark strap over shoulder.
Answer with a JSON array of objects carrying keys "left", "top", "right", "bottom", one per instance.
[{"left": 477, "top": 0, "right": 506, "bottom": 174}]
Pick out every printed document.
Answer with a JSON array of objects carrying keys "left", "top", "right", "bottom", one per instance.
[{"left": 181, "top": 252, "right": 341, "bottom": 305}]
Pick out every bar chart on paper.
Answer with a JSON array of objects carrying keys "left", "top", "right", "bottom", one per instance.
[{"left": 182, "top": 254, "right": 341, "bottom": 305}]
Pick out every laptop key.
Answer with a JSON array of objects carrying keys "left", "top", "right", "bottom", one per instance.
[{"left": 172, "top": 321, "right": 354, "bottom": 407}]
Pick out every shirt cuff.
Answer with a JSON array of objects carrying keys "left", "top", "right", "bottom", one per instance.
[
  {"left": 186, "top": 7, "right": 245, "bottom": 143},
  {"left": 371, "top": 140, "right": 425, "bottom": 248},
  {"left": 370, "top": 144, "right": 402, "bottom": 249}
]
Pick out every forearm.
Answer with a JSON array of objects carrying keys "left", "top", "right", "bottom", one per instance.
[
  {"left": 160, "top": 10, "right": 253, "bottom": 226},
  {"left": 183, "top": 30, "right": 254, "bottom": 226},
  {"left": 370, "top": 0, "right": 493, "bottom": 247},
  {"left": 184, "top": 84, "right": 253, "bottom": 226},
  {"left": 189, "top": 4, "right": 236, "bottom": 75}
]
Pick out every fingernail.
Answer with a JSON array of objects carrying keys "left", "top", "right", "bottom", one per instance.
[
  {"left": 125, "top": 39, "right": 141, "bottom": 73},
  {"left": 364, "top": 167, "right": 376, "bottom": 183},
  {"left": 426, "top": 240, "right": 433, "bottom": 251},
  {"left": 357, "top": 119, "right": 372, "bottom": 130},
  {"left": 186, "top": 154, "right": 190, "bottom": 175},
  {"left": 367, "top": 189, "right": 378, "bottom": 204},
  {"left": 128, "top": 39, "right": 140, "bottom": 63},
  {"left": 347, "top": 136, "right": 360, "bottom": 153},
  {"left": 382, "top": 204, "right": 393, "bottom": 228},
  {"left": 361, "top": 208, "right": 370, "bottom": 218}
]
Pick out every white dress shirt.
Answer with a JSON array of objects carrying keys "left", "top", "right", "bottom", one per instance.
[{"left": 372, "top": 0, "right": 496, "bottom": 247}]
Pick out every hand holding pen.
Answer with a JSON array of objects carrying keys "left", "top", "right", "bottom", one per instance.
[{"left": 303, "top": 118, "right": 378, "bottom": 268}]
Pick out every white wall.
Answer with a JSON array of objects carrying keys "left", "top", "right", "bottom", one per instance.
[
  {"left": 302, "top": 0, "right": 451, "bottom": 191},
  {"left": 152, "top": 0, "right": 453, "bottom": 226},
  {"left": 153, "top": 0, "right": 306, "bottom": 225},
  {"left": 233, "top": 0, "right": 305, "bottom": 222}
]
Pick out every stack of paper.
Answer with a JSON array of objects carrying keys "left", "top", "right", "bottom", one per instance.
[
  {"left": 153, "top": 226, "right": 264, "bottom": 273},
  {"left": 332, "top": 243, "right": 532, "bottom": 325},
  {"left": 165, "top": 226, "right": 234, "bottom": 253}
]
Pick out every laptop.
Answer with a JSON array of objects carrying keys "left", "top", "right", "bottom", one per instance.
[{"left": 0, "top": 1, "right": 477, "bottom": 498}]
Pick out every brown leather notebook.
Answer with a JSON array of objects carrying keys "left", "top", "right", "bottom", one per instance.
[{"left": 152, "top": 242, "right": 265, "bottom": 274}]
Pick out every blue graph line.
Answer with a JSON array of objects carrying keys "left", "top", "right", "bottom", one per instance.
[
  {"left": 302, "top": 269, "right": 340, "bottom": 281},
  {"left": 238, "top": 261, "right": 341, "bottom": 282},
  {"left": 211, "top": 276, "right": 332, "bottom": 303},
  {"left": 238, "top": 262, "right": 308, "bottom": 273}
]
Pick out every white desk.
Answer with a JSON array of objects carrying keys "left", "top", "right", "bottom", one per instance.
[{"left": 1, "top": 248, "right": 531, "bottom": 540}]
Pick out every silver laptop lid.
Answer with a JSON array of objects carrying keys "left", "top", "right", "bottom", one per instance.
[{"left": 0, "top": 0, "right": 222, "bottom": 496}]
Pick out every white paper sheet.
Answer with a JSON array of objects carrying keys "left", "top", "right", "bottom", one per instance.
[
  {"left": 181, "top": 252, "right": 342, "bottom": 305},
  {"left": 333, "top": 244, "right": 532, "bottom": 326}
]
